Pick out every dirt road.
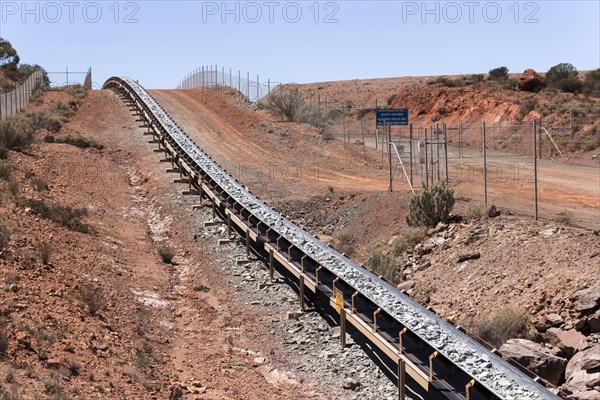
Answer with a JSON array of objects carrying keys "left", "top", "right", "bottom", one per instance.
[{"left": 151, "top": 89, "right": 599, "bottom": 229}]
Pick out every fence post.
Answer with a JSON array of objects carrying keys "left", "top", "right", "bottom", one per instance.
[
  {"left": 533, "top": 119, "right": 538, "bottom": 220},
  {"left": 483, "top": 122, "right": 488, "bottom": 206},
  {"left": 444, "top": 123, "right": 449, "bottom": 184},
  {"left": 388, "top": 123, "right": 393, "bottom": 192},
  {"left": 424, "top": 128, "right": 429, "bottom": 189},
  {"left": 539, "top": 117, "right": 543, "bottom": 160},
  {"left": 409, "top": 123, "right": 413, "bottom": 186}
]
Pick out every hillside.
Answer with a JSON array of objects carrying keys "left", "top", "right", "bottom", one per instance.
[{"left": 297, "top": 71, "right": 600, "bottom": 159}]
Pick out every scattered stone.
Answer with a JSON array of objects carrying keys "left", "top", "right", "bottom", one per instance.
[
  {"left": 15, "top": 331, "right": 32, "bottom": 350},
  {"left": 571, "top": 285, "right": 600, "bottom": 314},
  {"left": 540, "top": 228, "right": 559, "bottom": 237},
  {"left": 563, "top": 345, "right": 600, "bottom": 398},
  {"left": 546, "top": 328, "right": 586, "bottom": 358},
  {"left": 427, "top": 222, "right": 448, "bottom": 235},
  {"left": 499, "top": 338, "right": 567, "bottom": 385},
  {"left": 286, "top": 311, "right": 303, "bottom": 320},
  {"left": 456, "top": 252, "right": 481, "bottom": 263},
  {"left": 253, "top": 357, "right": 266, "bottom": 366},
  {"left": 545, "top": 313, "right": 564, "bottom": 328},
  {"left": 342, "top": 377, "right": 361, "bottom": 391},
  {"left": 588, "top": 310, "right": 600, "bottom": 334},
  {"left": 396, "top": 281, "right": 414, "bottom": 291}
]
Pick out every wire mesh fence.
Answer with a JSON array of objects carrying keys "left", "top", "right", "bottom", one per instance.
[
  {"left": 320, "top": 114, "right": 598, "bottom": 229},
  {"left": 173, "top": 68, "right": 599, "bottom": 229},
  {"left": 177, "top": 65, "right": 281, "bottom": 102},
  {"left": 0, "top": 69, "right": 45, "bottom": 120}
]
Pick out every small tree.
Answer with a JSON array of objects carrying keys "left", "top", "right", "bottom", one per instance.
[
  {"left": 263, "top": 85, "right": 304, "bottom": 122},
  {"left": 406, "top": 182, "right": 455, "bottom": 227},
  {"left": 0, "top": 38, "right": 19, "bottom": 66},
  {"left": 488, "top": 66, "right": 509, "bottom": 80},
  {"left": 546, "top": 63, "right": 579, "bottom": 88},
  {"left": 583, "top": 68, "right": 600, "bottom": 97}
]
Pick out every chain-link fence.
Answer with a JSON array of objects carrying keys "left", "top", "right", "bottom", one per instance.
[
  {"left": 323, "top": 112, "right": 598, "bottom": 229},
  {"left": 173, "top": 69, "right": 598, "bottom": 228},
  {"left": 0, "top": 69, "right": 45, "bottom": 120},
  {"left": 177, "top": 65, "right": 281, "bottom": 102}
]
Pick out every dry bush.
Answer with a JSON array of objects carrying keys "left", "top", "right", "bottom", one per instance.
[
  {"left": 55, "top": 134, "right": 102, "bottom": 150},
  {"left": 0, "top": 161, "right": 10, "bottom": 181},
  {"left": 465, "top": 203, "right": 499, "bottom": 220},
  {"left": 135, "top": 342, "right": 154, "bottom": 370},
  {"left": 392, "top": 227, "right": 427, "bottom": 256},
  {"left": 0, "top": 225, "right": 11, "bottom": 253},
  {"left": 79, "top": 284, "right": 105, "bottom": 316},
  {"left": 334, "top": 227, "right": 356, "bottom": 256},
  {"left": 406, "top": 182, "right": 455, "bottom": 227},
  {"left": 262, "top": 85, "right": 304, "bottom": 122},
  {"left": 0, "top": 329, "right": 8, "bottom": 359},
  {"left": 0, "top": 117, "right": 35, "bottom": 151},
  {"left": 31, "top": 176, "right": 49, "bottom": 192},
  {"left": 38, "top": 241, "right": 52, "bottom": 265},
  {"left": 67, "top": 84, "right": 88, "bottom": 106},
  {"left": 468, "top": 306, "right": 529, "bottom": 348},
  {"left": 367, "top": 251, "right": 401, "bottom": 284},
  {"left": 7, "top": 179, "right": 19, "bottom": 200},
  {"left": 554, "top": 210, "right": 573, "bottom": 225},
  {"left": 0, "top": 383, "right": 19, "bottom": 400},
  {"left": 19, "top": 199, "right": 90, "bottom": 233},
  {"left": 157, "top": 244, "right": 176, "bottom": 264}
]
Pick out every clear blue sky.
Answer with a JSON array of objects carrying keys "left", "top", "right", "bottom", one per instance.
[{"left": 1, "top": 1, "right": 598, "bottom": 88}]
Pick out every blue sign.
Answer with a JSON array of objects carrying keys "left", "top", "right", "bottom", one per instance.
[{"left": 376, "top": 109, "right": 408, "bottom": 126}]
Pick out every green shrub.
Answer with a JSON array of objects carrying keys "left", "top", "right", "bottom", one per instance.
[
  {"left": 392, "top": 227, "right": 427, "bottom": 255},
  {"left": 468, "top": 306, "right": 529, "bottom": 348},
  {"left": 20, "top": 198, "right": 90, "bottom": 233},
  {"left": 546, "top": 63, "right": 578, "bottom": 87},
  {"left": 583, "top": 68, "right": 600, "bottom": 97},
  {"left": 488, "top": 66, "right": 509, "bottom": 80},
  {"left": 367, "top": 251, "right": 401, "bottom": 284},
  {"left": 406, "top": 182, "right": 455, "bottom": 228},
  {"left": 559, "top": 77, "right": 583, "bottom": 93},
  {"left": 55, "top": 134, "right": 102, "bottom": 149},
  {"left": 428, "top": 76, "right": 464, "bottom": 88},
  {"left": 503, "top": 78, "right": 518, "bottom": 89},
  {"left": 518, "top": 96, "right": 537, "bottom": 120},
  {"left": 0, "top": 118, "right": 35, "bottom": 151},
  {"left": 67, "top": 84, "right": 88, "bottom": 106}
]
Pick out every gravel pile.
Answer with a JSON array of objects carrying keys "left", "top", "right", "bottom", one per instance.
[{"left": 109, "top": 77, "right": 559, "bottom": 400}]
